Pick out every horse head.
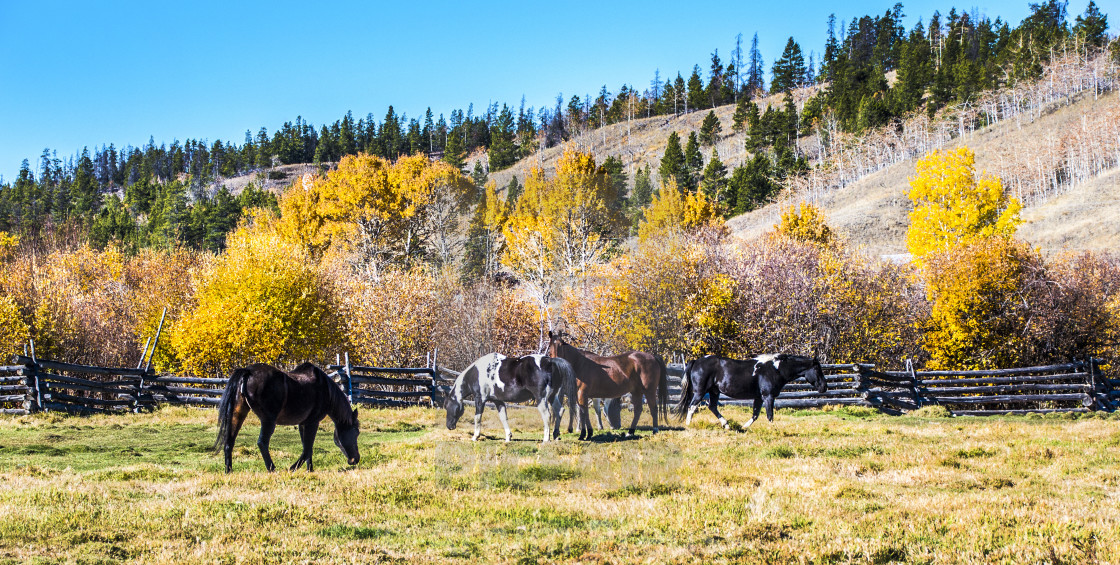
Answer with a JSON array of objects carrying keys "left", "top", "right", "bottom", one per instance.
[
  {"left": 443, "top": 389, "right": 465, "bottom": 430},
  {"left": 546, "top": 330, "right": 571, "bottom": 358},
  {"left": 804, "top": 358, "right": 827, "bottom": 394},
  {"left": 333, "top": 409, "right": 361, "bottom": 466}
]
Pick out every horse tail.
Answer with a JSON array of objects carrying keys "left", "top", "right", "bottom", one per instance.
[
  {"left": 214, "top": 367, "right": 250, "bottom": 453},
  {"left": 674, "top": 359, "right": 695, "bottom": 419},
  {"left": 657, "top": 355, "right": 669, "bottom": 424},
  {"left": 553, "top": 357, "right": 578, "bottom": 433}
]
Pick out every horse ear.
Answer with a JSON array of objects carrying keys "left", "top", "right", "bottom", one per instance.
[{"left": 353, "top": 408, "right": 359, "bottom": 418}]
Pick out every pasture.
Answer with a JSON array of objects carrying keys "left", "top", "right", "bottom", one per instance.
[{"left": 0, "top": 405, "right": 1117, "bottom": 564}]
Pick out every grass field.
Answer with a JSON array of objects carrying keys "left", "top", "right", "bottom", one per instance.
[{"left": 0, "top": 405, "right": 1118, "bottom": 564}]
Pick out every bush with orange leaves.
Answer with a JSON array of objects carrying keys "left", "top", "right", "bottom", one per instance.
[
  {"left": 340, "top": 266, "right": 541, "bottom": 370},
  {"left": 562, "top": 228, "right": 927, "bottom": 366},
  {"left": 0, "top": 234, "right": 200, "bottom": 367}
]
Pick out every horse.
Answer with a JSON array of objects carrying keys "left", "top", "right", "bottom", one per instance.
[
  {"left": 215, "top": 362, "right": 360, "bottom": 473},
  {"left": 444, "top": 353, "right": 576, "bottom": 442},
  {"left": 675, "top": 354, "right": 826, "bottom": 430},
  {"left": 546, "top": 331, "right": 668, "bottom": 440}
]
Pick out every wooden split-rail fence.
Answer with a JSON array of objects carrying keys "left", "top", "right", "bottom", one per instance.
[
  {"left": 0, "top": 355, "right": 1114, "bottom": 417},
  {"left": 663, "top": 360, "right": 1117, "bottom": 416}
]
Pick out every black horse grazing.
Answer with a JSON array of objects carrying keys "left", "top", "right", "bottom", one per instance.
[
  {"left": 675, "top": 354, "right": 826, "bottom": 430},
  {"left": 444, "top": 353, "right": 576, "bottom": 442},
  {"left": 215, "top": 362, "right": 360, "bottom": 472}
]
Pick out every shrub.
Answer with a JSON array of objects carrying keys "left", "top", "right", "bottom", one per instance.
[{"left": 170, "top": 221, "right": 342, "bottom": 376}]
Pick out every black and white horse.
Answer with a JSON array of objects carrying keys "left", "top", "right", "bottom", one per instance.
[
  {"left": 675, "top": 354, "right": 827, "bottom": 430},
  {"left": 444, "top": 353, "right": 576, "bottom": 442}
]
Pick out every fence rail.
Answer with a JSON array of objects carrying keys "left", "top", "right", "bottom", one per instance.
[{"left": 0, "top": 354, "right": 1114, "bottom": 417}]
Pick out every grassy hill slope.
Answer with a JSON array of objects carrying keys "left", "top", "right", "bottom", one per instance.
[{"left": 726, "top": 90, "right": 1120, "bottom": 256}]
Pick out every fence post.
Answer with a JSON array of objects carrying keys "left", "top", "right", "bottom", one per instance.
[
  {"left": 28, "top": 340, "right": 42, "bottom": 412},
  {"left": 344, "top": 352, "right": 353, "bottom": 404},
  {"left": 906, "top": 359, "right": 922, "bottom": 408}
]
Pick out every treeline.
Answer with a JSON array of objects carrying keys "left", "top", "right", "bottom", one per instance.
[{"left": 0, "top": 1, "right": 1112, "bottom": 252}]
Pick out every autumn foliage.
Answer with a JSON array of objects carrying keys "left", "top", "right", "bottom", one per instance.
[
  {"left": 0, "top": 145, "right": 1117, "bottom": 376},
  {"left": 906, "top": 147, "right": 1022, "bottom": 260}
]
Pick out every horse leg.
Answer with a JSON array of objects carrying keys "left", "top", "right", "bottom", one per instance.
[
  {"left": 495, "top": 401, "right": 512, "bottom": 442},
  {"left": 645, "top": 388, "right": 660, "bottom": 434},
  {"left": 290, "top": 421, "right": 319, "bottom": 472},
  {"left": 303, "top": 421, "right": 319, "bottom": 472},
  {"left": 472, "top": 398, "right": 485, "bottom": 441},
  {"left": 256, "top": 416, "right": 278, "bottom": 472},
  {"left": 290, "top": 424, "right": 308, "bottom": 471},
  {"left": 593, "top": 399, "right": 604, "bottom": 430},
  {"left": 224, "top": 400, "right": 250, "bottom": 473},
  {"left": 577, "top": 390, "right": 593, "bottom": 441},
  {"left": 537, "top": 397, "right": 552, "bottom": 443},
  {"left": 764, "top": 395, "right": 776, "bottom": 423},
  {"left": 743, "top": 397, "right": 763, "bottom": 430},
  {"left": 550, "top": 394, "right": 563, "bottom": 440},
  {"left": 709, "top": 392, "right": 730, "bottom": 430},
  {"left": 628, "top": 394, "right": 643, "bottom": 436}
]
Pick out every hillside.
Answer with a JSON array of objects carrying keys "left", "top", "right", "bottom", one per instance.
[
  {"left": 487, "top": 88, "right": 818, "bottom": 189},
  {"left": 726, "top": 90, "right": 1120, "bottom": 257}
]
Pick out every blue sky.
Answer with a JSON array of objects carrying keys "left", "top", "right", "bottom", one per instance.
[{"left": 0, "top": 0, "right": 1077, "bottom": 181}]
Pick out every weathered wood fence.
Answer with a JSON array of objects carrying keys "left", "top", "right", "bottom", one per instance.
[
  {"left": 0, "top": 354, "right": 444, "bottom": 415},
  {"left": 664, "top": 360, "right": 1117, "bottom": 416},
  {"left": 1, "top": 355, "right": 1114, "bottom": 417}
]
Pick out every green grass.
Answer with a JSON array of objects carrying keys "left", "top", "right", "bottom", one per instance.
[{"left": 0, "top": 405, "right": 1118, "bottom": 563}]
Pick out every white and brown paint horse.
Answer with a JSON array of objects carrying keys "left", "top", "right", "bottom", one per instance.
[
  {"left": 675, "top": 354, "right": 826, "bottom": 430},
  {"left": 547, "top": 331, "right": 668, "bottom": 440},
  {"left": 444, "top": 353, "right": 576, "bottom": 442}
]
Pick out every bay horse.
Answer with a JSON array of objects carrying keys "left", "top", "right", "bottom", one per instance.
[
  {"left": 215, "top": 362, "right": 360, "bottom": 472},
  {"left": 444, "top": 353, "right": 576, "bottom": 442},
  {"left": 546, "top": 331, "right": 668, "bottom": 440},
  {"left": 675, "top": 354, "right": 826, "bottom": 430}
]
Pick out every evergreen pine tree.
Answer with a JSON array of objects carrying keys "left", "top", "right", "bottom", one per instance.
[
  {"left": 684, "top": 132, "right": 703, "bottom": 192},
  {"left": 659, "top": 132, "right": 687, "bottom": 190},
  {"left": 631, "top": 164, "right": 654, "bottom": 211},
  {"left": 732, "top": 96, "right": 751, "bottom": 133},
  {"left": 1073, "top": 1, "right": 1108, "bottom": 49},
  {"left": 706, "top": 50, "right": 725, "bottom": 107},
  {"left": 471, "top": 161, "right": 488, "bottom": 193},
  {"left": 72, "top": 148, "right": 99, "bottom": 219},
  {"left": 699, "top": 111, "right": 723, "bottom": 146},
  {"left": 771, "top": 37, "right": 807, "bottom": 93},
  {"left": 699, "top": 149, "right": 728, "bottom": 203},
  {"left": 687, "top": 66, "right": 706, "bottom": 112},
  {"left": 443, "top": 132, "right": 466, "bottom": 172},
  {"left": 505, "top": 175, "right": 522, "bottom": 205},
  {"left": 488, "top": 104, "right": 518, "bottom": 171},
  {"left": 746, "top": 33, "right": 766, "bottom": 95}
]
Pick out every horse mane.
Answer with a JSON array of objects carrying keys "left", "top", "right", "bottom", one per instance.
[{"left": 316, "top": 365, "right": 356, "bottom": 428}]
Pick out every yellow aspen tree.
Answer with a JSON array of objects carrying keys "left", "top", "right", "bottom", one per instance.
[
  {"left": 502, "top": 149, "right": 627, "bottom": 317},
  {"left": 170, "top": 221, "right": 342, "bottom": 376},
  {"left": 774, "top": 202, "right": 834, "bottom": 247},
  {"left": 906, "top": 147, "right": 1022, "bottom": 260},
  {"left": 638, "top": 179, "right": 723, "bottom": 242},
  {"left": 274, "top": 153, "right": 470, "bottom": 276}
]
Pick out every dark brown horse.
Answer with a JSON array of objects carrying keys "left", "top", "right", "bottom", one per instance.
[
  {"left": 215, "top": 362, "right": 360, "bottom": 472},
  {"left": 546, "top": 331, "right": 668, "bottom": 440}
]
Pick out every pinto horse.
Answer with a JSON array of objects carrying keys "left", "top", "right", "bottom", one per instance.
[
  {"left": 675, "top": 354, "right": 826, "bottom": 430},
  {"left": 444, "top": 353, "right": 576, "bottom": 442},
  {"left": 547, "top": 331, "right": 668, "bottom": 440},
  {"left": 215, "top": 362, "right": 360, "bottom": 472}
]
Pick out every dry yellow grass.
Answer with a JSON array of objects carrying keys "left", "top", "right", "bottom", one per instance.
[{"left": 1, "top": 405, "right": 1118, "bottom": 563}]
